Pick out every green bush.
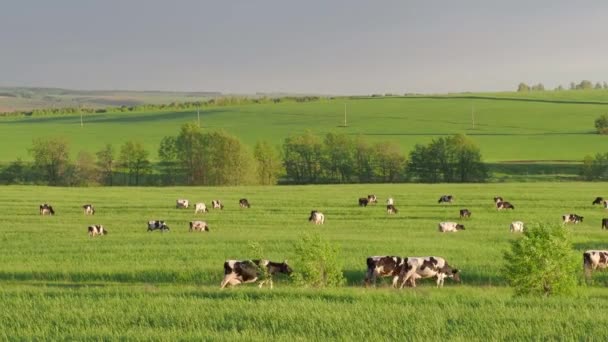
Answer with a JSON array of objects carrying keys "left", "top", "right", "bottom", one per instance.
[
  {"left": 292, "top": 233, "right": 345, "bottom": 287},
  {"left": 503, "top": 224, "right": 578, "bottom": 296},
  {"left": 595, "top": 114, "right": 608, "bottom": 134}
]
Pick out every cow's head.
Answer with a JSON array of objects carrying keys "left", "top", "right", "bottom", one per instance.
[
  {"left": 163, "top": 224, "right": 170, "bottom": 231},
  {"left": 579, "top": 216, "right": 584, "bottom": 222},
  {"left": 456, "top": 224, "right": 465, "bottom": 230},
  {"left": 102, "top": 229, "right": 108, "bottom": 235},
  {"left": 279, "top": 260, "right": 293, "bottom": 275}
]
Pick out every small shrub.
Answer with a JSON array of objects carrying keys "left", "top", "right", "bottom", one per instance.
[
  {"left": 595, "top": 114, "right": 608, "bottom": 134},
  {"left": 503, "top": 223, "right": 578, "bottom": 296},
  {"left": 292, "top": 233, "right": 345, "bottom": 287}
]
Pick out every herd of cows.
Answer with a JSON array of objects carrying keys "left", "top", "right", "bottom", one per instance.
[{"left": 35, "top": 194, "right": 608, "bottom": 289}]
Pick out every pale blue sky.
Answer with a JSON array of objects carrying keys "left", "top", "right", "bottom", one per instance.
[{"left": 1, "top": 1, "right": 607, "bottom": 94}]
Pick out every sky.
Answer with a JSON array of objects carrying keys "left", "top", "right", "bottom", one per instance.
[{"left": 1, "top": 0, "right": 607, "bottom": 94}]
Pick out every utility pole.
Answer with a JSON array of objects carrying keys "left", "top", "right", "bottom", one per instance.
[
  {"left": 471, "top": 103, "right": 475, "bottom": 130},
  {"left": 80, "top": 105, "right": 84, "bottom": 127},
  {"left": 343, "top": 103, "right": 347, "bottom": 127},
  {"left": 197, "top": 106, "right": 201, "bottom": 128}
]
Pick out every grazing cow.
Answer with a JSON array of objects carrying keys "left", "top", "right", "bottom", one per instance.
[
  {"left": 497, "top": 201, "right": 515, "bottom": 210},
  {"left": 459, "top": 209, "right": 471, "bottom": 219},
  {"left": 386, "top": 204, "right": 398, "bottom": 214},
  {"left": 399, "top": 256, "right": 460, "bottom": 288},
  {"left": 189, "top": 220, "right": 209, "bottom": 232},
  {"left": 83, "top": 204, "right": 95, "bottom": 215},
  {"left": 593, "top": 197, "right": 604, "bottom": 205},
  {"left": 367, "top": 195, "right": 378, "bottom": 204},
  {"left": 308, "top": 210, "right": 325, "bottom": 224},
  {"left": 239, "top": 199, "right": 251, "bottom": 208},
  {"left": 386, "top": 197, "right": 394, "bottom": 205},
  {"left": 602, "top": 218, "right": 608, "bottom": 230},
  {"left": 562, "top": 214, "right": 583, "bottom": 224},
  {"left": 39, "top": 204, "right": 55, "bottom": 216},
  {"left": 604, "top": 201, "right": 608, "bottom": 210},
  {"left": 583, "top": 250, "right": 608, "bottom": 279},
  {"left": 211, "top": 200, "right": 224, "bottom": 210},
  {"left": 176, "top": 199, "right": 189, "bottom": 209},
  {"left": 194, "top": 202, "right": 209, "bottom": 214},
  {"left": 220, "top": 259, "right": 292, "bottom": 289},
  {"left": 494, "top": 197, "right": 504, "bottom": 205},
  {"left": 438, "top": 222, "right": 465, "bottom": 232},
  {"left": 438, "top": 195, "right": 454, "bottom": 204},
  {"left": 147, "top": 220, "right": 170, "bottom": 232},
  {"left": 358, "top": 197, "right": 369, "bottom": 207},
  {"left": 510, "top": 221, "right": 524, "bottom": 233},
  {"left": 364, "top": 256, "right": 406, "bottom": 288},
  {"left": 88, "top": 224, "right": 107, "bottom": 237}
]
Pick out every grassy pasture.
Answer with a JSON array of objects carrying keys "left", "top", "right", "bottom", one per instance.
[{"left": 2, "top": 183, "right": 608, "bottom": 339}]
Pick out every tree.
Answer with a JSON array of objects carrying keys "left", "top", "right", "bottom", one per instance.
[
  {"left": 158, "top": 136, "right": 179, "bottom": 185},
  {"left": 175, "top": 123, "right": 205, "bottom": 185},
  {"left": 531, "top": 83, "right": 545, "bottom": 91},
  {"left": 577, "top": 80, "right": 593, "bottom": 90},
  {"left": 372, "top": 141, "right": 406, "bottom": 182},
  {"left": 554, "top": 85, "right": 564, "bottom": 91},
  {"left": 569, "top": 82, "right": 577, "bottom": 90},
  {"left": 595, "top": 82, "right": 603, "bottom": 89},
  {"left": 96, "top": 144, "right": 115, "bottom": 186},
  {"left": 322, "top": 133, "right": 355, "bottom": 183},
  {"left": 603, "top": 82, "right": 608, "bottom": 89},
  {"left": 580, "top": 152, "right": 608, "bottom": 180},
  {"left": 282, "top": 132, "right": 323, "bottom": 184},
  {"left": 0, "top": 158, "right": 27, "bottom": 184},
  {"left": 594, "top": 114, "right": 608, "bottom": 134},
  {"left": 503, "top": 224, "right": 578, "bottom": 296},
  {"left": 74, "top": 150, "right": 97, "bottom": 186},
  {"left": 118, "top": 141, "right": 150, "bottom": 185},
  {"left": 254, "top": 141, "right": 282, "bottom": 185},
  {"left": 29, "top": 137, "right": 71, "bottom": 185},
  {"left": 517, "top": 83, "right": 530, "bottom": 92},
  {"left": 202, "top": 131, "right": 255, "bottom": 185},
  {"left": 353, "top": 136, "right": 375, "bottom": 182}
]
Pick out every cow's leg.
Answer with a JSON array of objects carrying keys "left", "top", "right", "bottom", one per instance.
[
  {"left": 220, "top": 274, "right": 237, "bottom": 289},
  {"left": 400, "top": 269, "right": 417, "bottom": 289},
  {"left": 391, "top": 275, "right": 400, "bottom": 288}
]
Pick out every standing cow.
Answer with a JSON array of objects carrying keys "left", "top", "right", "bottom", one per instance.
[
  {"left": 358, "top": 198, "right": 369, "bottom": 207},
  {"left": 593, "top": 197, "right": 604, "bottom": 205},
  {"left": 212, "top": 200, "right": 224, "bottom": 210},
  {"left": 176, "top": 199, "right": 189, "bottom": 209},
  {"left": 367, "top": 195, "right": 378, "bottom": 204},
  {"left": 399, "top": 256, "right": 460, "bottom": 288},
  {"left": 510, "top": 221, "right": 524, "bottom": 233},
  {"left": 364, "top": 256, "right": 406, "bottom": 288},
  {"left": 308, "top": 210, "right": 325, "bottom": 224},
  {"left": 39, "top": 204, "right": 55, "bottom": 216},
  {"left": 239, "top": 199, "right": 251, "bottom": 208},
  {"left": 386, "top": 197, "right": 394, "bottom": 206},
  {"left": 220, "top": 259, "right": 292, "bottom": 289},
  {"left": 147, "top": 220, "right": 170, "bottom": 232},
  {"left": 189, "top": 220, "right": 209, "bottom": 232},
  {"left": 438, "top": 222, "right": 465, "bottom": 232},
  {"left": 194, "top": 202, "right": 209, "bottom": 214},
  {"left": 386, "top": 204, "right": 398, "bottom": 214},
  {"left": 562, "top": 214, "right": 583, "bottom": 224},
  {"left": 88, "top": 225, "right": 107, "bottom": 237},
  {"left": 602, "top": 218, "right": 608, "bottom": 230},
  {"left": 459, "top": 209, "right": 471, "bottom": 219},
  {"left": 584, "top": 250, "right": 608, "bottom": 279}
]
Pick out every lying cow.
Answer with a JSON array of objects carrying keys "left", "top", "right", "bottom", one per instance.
[
  {"left": 176, "top": 199, "right": 189, "bottom": 209},
  {"left": 212, "top": 200, "right": 224, "bottom": 210},
  {"left": 83, "top": 204, "right": 95, "bottom": 215},
  {"left": 147, "top": 220, "right": 170, "bottom": 232},
  {"left": 386, "top": 204, "right": 398, "bottom": 214},
  {"left": 367, "top": 195, "right": 378, "bottom": 204},
  {"left": 88, "top": 224, "right": 107, "bottom": 237},
  {"left": 309, "top": 210, "right": 325, "bottom": 224},
  {"left": 189, "top": 220, "right": 209, "bottom": 232},
  {"left": 438, "top": 222, "right": 465, "bottom": 232},
  {"left": 239, "top": 198, "right": 251, "bottom": 208},
  {"left": 593, "top": 197, "right": 604, "bottom": 205},
  {"left": 194, "top": 202, "right": 209, "bottom": 214},
  {"left": 364, "top": 256, "right": 405, "bottom": 287},
  {"left": 494, "top": 196, "right": 504, "bottom": 205},
  {"left": 386, "top": 197, "right": 394, "bottom": 205},
  {"left": 39, "top": 204, "right": 55, "bottom": 216},
  {"left": 497, "top": 201, "right": 515, "bottom": 210},
  {"left": 510, "top": 221, "right": 524, "bottom": 233},
  {"left": 399, "top": 256, "right": 460, "bottom": 288},
  {"left": 584, "top": 250, "right": 608, "bottom": 279},
  {"left": 602, "top": 218, "right": 608, "bottom": 230},
  {"left": 563, "top": 214, "right": 583, "bottom": 224},
  {"left": 438, "top": 195, "right": 454, "bottom": 204},
  {"left": 358, "top": 198, "right": 369, "bottom": 207},
  {"left": 220, "top": 259, "right": 292, "bottom": 289},
  {"left": 459, "top": 209, "right": 471, "bottom": 219}
]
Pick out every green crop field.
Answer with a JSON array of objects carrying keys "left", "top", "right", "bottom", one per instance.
[{"left": 2, "top": 183, "right": 608, "bottom": 339}]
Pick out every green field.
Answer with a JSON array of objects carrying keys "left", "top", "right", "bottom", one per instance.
[
  {"left": 1, "top": 95, "right": 608, "bottom": 166},
  {"left": 2, "top": 183, "right": 608, "bottom": 339}
]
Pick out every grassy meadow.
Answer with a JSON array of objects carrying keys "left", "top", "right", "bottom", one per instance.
[{"left": 3, "top": 183, "right": 608, "bottom": 339}]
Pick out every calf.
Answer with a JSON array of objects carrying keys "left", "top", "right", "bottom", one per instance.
[
  {"left": 364, "top": 256, "right": 405, "bottom": 288},
  {"left": 189, "top": 220, "right": 209, "bottom": 232},
  {"left": 83, "top": 204, "right": 95, "bottom": 215},
  {"left": 584, "top": 250, "right": 608, "bottom": 279},
  {"left": 459, "top": 209, "right": 471, "bottom": 219},
  {"left": 367, "top": 195, "right": 378, "bottom": 204},
  {"left": 510, "top": 221, "right": 524, "bottom": 233},
  {"left": 438, "top": 195, "right": 454, "bottom": 204},
  {"left": 194, "top": 202, "right": 209, "bottom": 214},
  {"left": 593, "top": 197, "right": 604, "bottom": 205},
  {"left": 358, "top": 198, "right": 369, "bottom": 207},
  {"left": 438, "top": 222, "right": 465, "bottom": 232},
  {"left": 176, "top": 199, "right": 189, "bottom": 209},
  {"left": 220, "top": 259, "right": 292, "bottom": 289},
  {"left": 386, "top": 197, "right": 394, "bottom": 206},
  {"left": 39, "top": 204, "right": 55, "bottom": 216},
  {"left": 386, "top": 204, "right": 398, "bottom": 214},
  {"left": 211, "top": 200, "right": 224, "bottom": 210},
  {"left": 399, "top": 256, "right": 460, "bottom": 288},
  {"left": 308, "top": 210, "right": 325, "bottom": 224},
  {"left": 88, "top": 224, "right": 107, "bottom": 237},
  {"left": 239, "top": 198, "right": 251, "bottom": 208},
  {"left": 497, "top": 201, "right": 515, "bottom": 210},
  {"left": 147, "top": 220, "right": 170, "bottom": 232},
  {"left": 602, "top": 218, "right": 608, "bottom": 230},
  {"left": 562, "top": 214, "right": 583, "bottom": 224}
]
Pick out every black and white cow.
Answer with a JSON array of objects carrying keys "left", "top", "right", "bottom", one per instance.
[
  {"left": 562, "top": 214, "right": 583, "bottom": 224},
  {"left": 584, "top": 250, "right": 608, "bottom": 279},
  {"left": 239, "top": 199, "right": 251, "bottom": 208},
  {"left": 189, "top": 220, "right": 209, "bottom": 232},
  {"left": 212, "top": 200, "right": 224, "bottom": 210},
  {"left": 367, "top": 195, "right": 378, "bottom": 204},
  {"left": 438, "top": 195, "right": 454, "bottom": 204},
  {"left": 194, "top": 202, "right": 209, "bottom": 214},
  {"left": 602, "top": 218, "right": 608, "bottom": 230},
  {"left": 88, "top": 224, "right": 107, "bottom": 237},
  {"left": 386, "top": 204, "right": 398, "bottom": 214},
  {"left": 176, "top": 199, "right": 189, "bottom": 209},
  {"left": 593, "top": 197, "right": 604, "bottom": 205},
  {"left": 494, "top": 196, "right": 504, "bottom": 205},
  {"left": 147, "top": 220, "right": 170, "bottom": 232},
  {"left": 497, "top": 201, "right": 515, "bottom": 210},
  {"left": 399, "top": 256, "right": 460, "bottom": 288},
  {"left": 510, "top": 221, "right": 524, "bottom": 233},
  {"left": 459, "top": 209, "right": 471, "bottom": 219},
  {"left": 358, "top": 197, "right": 369, "bottom": 207},
  {"left": 438, "top": 222, "right": 465, "bottom": 232},
  {"left": 220, "top": 259, "right": 292, "bottom": 289},
  {"left": 386, "top": 197, "right": 394, "bottom": 206},
  {"left": 308, "top": 210, "right": 325, "bottom": 224},
  {"left": 364, "top": 256, "right": 406, "bottom": 288},
  {"left": 83, "top": 204, "right": 95, "bottom": 215},
  {"left": 39, "top": 204, "right": 55, "bottom": 216}
]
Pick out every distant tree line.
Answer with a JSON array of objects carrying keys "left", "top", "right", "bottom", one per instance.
[
  {"left": 517, "top": 80, "right": 608, "bottom": 92},
  {"left": 0, "top": 126, "right": 489, "bottom": 186}
]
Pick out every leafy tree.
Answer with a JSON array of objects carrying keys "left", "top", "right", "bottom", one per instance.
[
  {"left": 577, "top": 80, "right": 593, "bottom": 90},
  {"left": 569, "top": 82, "right": 577, "bottom": 90},
  {"left": 175, "top": 123, "right": 205, "bottom": 185},
  {"left": 531, "top": 83, "right": 545, "bottom": 91},
  {"left": 372, "top": 141, "right": 406, "bottom": 182},
  {"left": 118, "top": 141, "right": 150, "bottom": 186},
  {"left": 503, "top": 224, "right": 578, "bottom": 296},
  {"left": 74, "top": 150, "right": 98, "bottom": 186},
  {"left": 202, "top": 131, "right": 255, "bottom": 185},
  {"left": 554, "top": 85, "right": 564, "bottom": 91},
  {"left": 292, "top": 233, "right": 345, "bottom": 288},
  {"left": 29, "top": 137, "right": 71, "bottom": 185},
  {"left": 603, "top": 82, "right": 608, "bottom": 89},
  {"left": 158, "top": 136, "right": 179, "bottom": 185},
  {"left": 322, "top": 133, "right": 355, "bottom": 183},
  {"left": 353, "top": 136, "right": 375, "bottom": 182},
  {"left": 282, "top": 132, "right": 323, "bottom": 184},
  {"left": 0, "top": 158, "right": 27, "bottom": 184},
  {"left": 96, "top": 144, "right": 115, "bottom": 186},
  {"left": 254, "top": 141, "right": 282, "bottom": 185},
  {"left": 580, "top": 152, "right": 608, "bottom": 180},
  {"left": 517, "top": 83, "right": 530, "bottom": 92},
  {"left": 595, "top": 82, "right": 603, "bottom": 89},
  {"left": 594, "top": 114, "right": 608, "bottom": 134}
]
